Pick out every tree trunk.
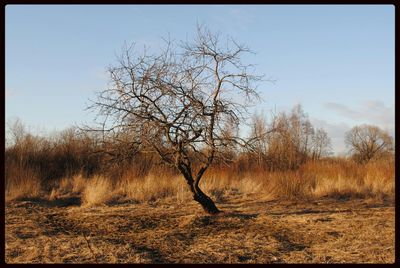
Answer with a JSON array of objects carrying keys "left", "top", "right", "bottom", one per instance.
[
  {"left": 191, "top": 183, "right": 221, "bottom": 214},
  {"left": 183, "top": 176, "right": 221, "bottom": 214},
  {"left": 178, "top": 164, "right": 221, "bottom": 215}
]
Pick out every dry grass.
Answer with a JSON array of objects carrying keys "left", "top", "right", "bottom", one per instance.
[
  {"left": 5, "top": 165, "right": 42, "bottom": 201},
  {"left": 116, "top": 173, "right": 190, "bottom": 203},
  {"left": 303, "top": 159, "right": 395, "bottom": 201},
  {"left": 5, "top": 123, "right": 394, "bottom": 205},
  {"left": 5, "top": 195, "right": 394, "bottom": 263},
  {"left": 5, "top": 155, "right": 395, "bottom": 264},
  {"left": 49, "top": 174, "right": 87, "bottom": 201},
  {"left": 5, "top": 158, "right": 394, "bottom": 206},
  {"left": 81, "top": 175, "right": 114, "bottom": 207}
]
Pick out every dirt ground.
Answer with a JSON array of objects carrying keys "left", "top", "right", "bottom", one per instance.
[{"left": 5, "top": 194, "right": 395, "bottom": 264}]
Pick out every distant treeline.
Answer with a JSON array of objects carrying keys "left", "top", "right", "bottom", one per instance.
[{"left": 5, "top": 105, "right": 393, "bottom": 192}]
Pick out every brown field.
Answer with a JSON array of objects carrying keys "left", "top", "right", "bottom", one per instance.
[
  {"left": 5, "top": 133, "right": 395, "bottom": 263},
  {"left": 5, "top": 193, "right": 394, "bottom": 264}
]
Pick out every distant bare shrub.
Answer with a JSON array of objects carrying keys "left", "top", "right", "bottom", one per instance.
[
  {"left": 345, "top": 124, "right": 393, "bottom": 164},
  {"left": 249, "top": 105, "right": 332, "bottom": 171}
]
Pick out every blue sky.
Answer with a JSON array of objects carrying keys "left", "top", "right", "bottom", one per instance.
[{"left": 6, "top": 5, "right": 394, "bottom": 154}]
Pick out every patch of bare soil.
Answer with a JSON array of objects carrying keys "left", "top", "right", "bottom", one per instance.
[{"left": 5, "top": 195, "right": 394, "bottom": 263}]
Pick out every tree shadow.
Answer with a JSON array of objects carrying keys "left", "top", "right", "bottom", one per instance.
[
  {"left": 190, "top": 212, "right": 259, "bottom": 229},
  {"left": 105, "top": 198, "right": 141, "bottom": 206},
  {"left": 221, "top": 212, "right": 259, "bottom": 220},
  {"left": 16, "top": 196, "right": 81, "bottom": 208},
  {"left": 268, "top": 208, "right": 353, "bottom": 216},
  {"left": 130, "top": 244, "right": 167, "bottom": 263},
  {"left": 272, "top": 232, "right": 308, "bottom": 252}
]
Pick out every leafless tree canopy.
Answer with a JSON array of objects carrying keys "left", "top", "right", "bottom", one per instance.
[
  {"left": 88, "top": 26, "right": 264, "bottom": 214},
  {"left": 345, "top": 124, "right": 393, "bottom": 164},
  {"left": 249, "top": 105, "right": 332, "bottom": 170}
]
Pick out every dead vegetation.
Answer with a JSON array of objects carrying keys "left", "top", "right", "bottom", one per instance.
[
  {"left": 5, "top": 106, "right": 395, "bottom": 264},
  {"left": 5, "top": 119, "right": 394, "bottom": 263},
  {"left": 4, "top": 130, "right": 395, "bottom": 264},
  {"left": 5, "top": 143, "right": 395, "bottom": 264},
  {"left": 5, "top": 156, "right": 394, "bottom": 206},
  {"left": 5, "top": 194, "right": 394, "bottom": 264}
]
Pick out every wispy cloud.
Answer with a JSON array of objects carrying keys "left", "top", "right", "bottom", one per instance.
[
  {"left": 324, "top": 102, "right": 358, "bottom": 118},
  {"left": 299, "top": 100, "right": 395, "bottom": 155},
  {"left": 324, "top": 100, "right": 394, "bottom": 134}
]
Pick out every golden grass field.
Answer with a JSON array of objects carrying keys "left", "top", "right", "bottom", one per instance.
[
  {"left": 5, "top": 194, "right": 394, "bottom": 263},
  {"left": 5, "top": 159, "right": 395, "bottom": 264}
]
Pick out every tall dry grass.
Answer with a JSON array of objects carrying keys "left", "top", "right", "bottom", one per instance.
[
  {"left": 5, "top": 156, "right": 394, "bottom": 206},
  {"left": 5, "top": 164, "right": 42, "bottom": 201},
  {"left": 81, "top": 175, "right": 114, "bottom": 206},
  {"left": 5, "top": 123, "right": 394, "bottom": 206},
  {"left": 303, "top": 158, "right": 395, "bottom": 201},
  {"left": 5, "top": 156, "right": 395, "bottom": 206}
]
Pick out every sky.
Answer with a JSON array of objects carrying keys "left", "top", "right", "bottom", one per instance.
[{"left": 5, "top": 5, "right": 394, "bottom": 155}]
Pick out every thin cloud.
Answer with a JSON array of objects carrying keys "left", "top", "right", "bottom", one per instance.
[
  {"left": 324, "top": 102, "right": 358, "bottom": 118},
  {"left": 314, "top": 100, "right": 394, "bottom": 155},
  {"left": 323, "top": 100, "right": 394, "bottom": 132}
]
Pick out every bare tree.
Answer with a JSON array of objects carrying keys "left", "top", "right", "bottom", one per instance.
[
  {"left": 6, "top": 118, "right": 27, "bottom": 148},
  {"left": 250, "top": 105, "right": 332, "bottom": 170},
  {"left": 249, "top": 112, "right": 269, "bottom": 164},
  {"left": 345, "top": 124, "right": 393, "bottom": 164},
  {"left": 311, "top": 128, "right": 332, "bottom": 159},
  {"left": 87, "top": 26, "right": 263, "bottom": 214}
]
